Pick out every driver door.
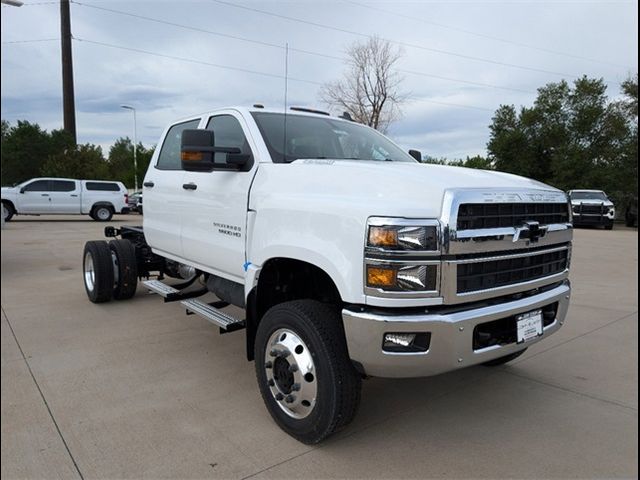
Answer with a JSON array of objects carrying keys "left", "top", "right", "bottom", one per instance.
[
  {"left": 180, "top": 112, "right": 258, "bottom": 282},
  {"left": 16, "top": 179, "right": 52, "bottom": 213}
]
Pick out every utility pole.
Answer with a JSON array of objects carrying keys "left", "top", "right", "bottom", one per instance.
[{"left": 60, "top": 0, "right": 77, "bottom": 144}]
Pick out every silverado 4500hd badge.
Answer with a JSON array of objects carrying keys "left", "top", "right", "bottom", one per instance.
[{"left": 213, "top": 222, "right": 242, "bottom": 238}]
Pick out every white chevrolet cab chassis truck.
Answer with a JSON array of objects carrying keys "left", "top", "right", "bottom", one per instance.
[{"left": 82, "top": 106, "right": 573, "bottom": 444}]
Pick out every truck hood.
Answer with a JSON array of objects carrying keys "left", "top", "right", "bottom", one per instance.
[{"left": 253, "top": 160, "right": 562, "bottom": 218}]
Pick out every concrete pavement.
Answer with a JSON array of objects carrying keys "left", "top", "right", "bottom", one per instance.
[{"left": 1, "top": 216, "right": 637, "bottom": 479}]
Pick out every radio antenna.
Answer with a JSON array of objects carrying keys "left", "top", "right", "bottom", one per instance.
[{"left": 283, "top": 42, "right": 289, "bottom": 162}]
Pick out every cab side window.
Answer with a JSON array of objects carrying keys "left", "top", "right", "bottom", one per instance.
[
  {"left": 50, "top": 180, "right": 76, "bottom": 192},
  {"left": 205, "top": 115, "right": 253, "bottom": 170},
  {"left": 23, "top": 180, "right": 50, "bottom": 192},
  {"left": 156, "top": 119, "right": 200, "bottom": 170}
]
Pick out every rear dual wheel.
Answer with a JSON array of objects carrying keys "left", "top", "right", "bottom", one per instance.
[{"left": 82, "top": 239, "right": 137, "bottom": 303}]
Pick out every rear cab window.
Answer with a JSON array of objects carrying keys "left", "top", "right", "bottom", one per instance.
[
  {"left": 50, "top": 180, "right": 77, "bottom": 192},
  {"left": 205, "top": 114, "right": 254, "bottom": 171}
]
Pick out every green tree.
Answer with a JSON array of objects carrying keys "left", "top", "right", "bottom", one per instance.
[
  {"left": 41, "top": 144, "right": 109, "bottom": 179},
  {"left": 0, "top": 121, "right": 73, "bottom": 185},
  {"left": 108, "top": 137, "right": 155, "bottom": 189},
  {"left": 487, "top": 75, "right": 637, "bottom": 200}
]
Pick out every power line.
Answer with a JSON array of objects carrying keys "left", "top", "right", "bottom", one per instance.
[
  {"left": 413, "top": 97, "right": 495, "bottom": 112},
  {"left": 1, "top": 38, "right": 58, "bottom": 44},
  {"left": 73, "top": 38, "right": 323, "bottom": 85},
  {"left": 209, "top": 0, "right": 582, "bottom": 78},
  {"left": 343, "top": 0, "right": 632, "bottom": 69},
  {"left": 73, "top": 37, "right": 502, "bottom": 113},
  {"left": 72, "top": 1, "right": 343, "bottom": 62},
  {"left": 71, "top": 1, "right": 535, "bottom": 94}
]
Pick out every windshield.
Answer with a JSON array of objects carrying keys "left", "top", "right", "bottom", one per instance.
[
  {"left": 571, "top": 191, "right": 607, "bottom": 201},
  {"left": 251, "top": 112, "right": 416, "bottom": 163}
]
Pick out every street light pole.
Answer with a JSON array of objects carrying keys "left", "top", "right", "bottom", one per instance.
[{"left": 120, "top": 105, "right": 138, "bottom": 192}]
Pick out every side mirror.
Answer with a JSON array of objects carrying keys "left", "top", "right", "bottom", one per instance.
[
  {"left": 408, "top": 149, "right": 422, "bottom": 162},
  {"left": 181, "top": 129, "right": 243, "bottom": 171},
  {"left": 19, "top": 187, "right": 26, "bottom": 194}
]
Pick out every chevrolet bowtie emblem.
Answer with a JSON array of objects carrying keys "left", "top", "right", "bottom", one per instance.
[{"left": 513, "top": 221, "right": 548, "bottom": 243}]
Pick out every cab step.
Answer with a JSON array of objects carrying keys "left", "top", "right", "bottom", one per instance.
[
  {"left": 143, "top": 279, "right": 178, "bottom": 297},
  {"left": 143, "top": 279, "right": 208, "bottom": 302},
  {"left": 181, "top": 298, "right": 245, "bottom": 331}
]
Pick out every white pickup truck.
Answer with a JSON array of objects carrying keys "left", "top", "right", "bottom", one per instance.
[
  {"left": 1, "top": 178, "right": 129, "bottom": 222},
  {"left": 82, "top": 106, "right": 573, "bottom": 443}
]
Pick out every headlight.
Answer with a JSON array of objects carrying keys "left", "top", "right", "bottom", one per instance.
[
  {"left": 364, "top": 218, "right": 441, "bottom": 297},
  {"left": 367, "top": 222, "right": 439, "bottom": 252}
]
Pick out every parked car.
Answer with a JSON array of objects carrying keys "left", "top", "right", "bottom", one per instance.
[
  {"left": 568, "top": 189, "right": 615, "bottom": 229},
  {"left": 1, "top": 178, "right": 129, "bottom": 222},
  {"left": 128, "top": 191, "right": 143, "bottom": 213},
  {"left": 82, "top": 106, "right": 573, "bottom": 443}
]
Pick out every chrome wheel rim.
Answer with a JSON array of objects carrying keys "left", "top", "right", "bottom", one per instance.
[
  {"left": 264, "top": 328, "right": 317, "bottom": 419},
  {"left": 84, "top": 252, "right": 95, "bottom": 292}
]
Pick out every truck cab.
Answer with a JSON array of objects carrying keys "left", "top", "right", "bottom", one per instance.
[{"left": 83, "top": 106, "right": 573, "bottom": 443}]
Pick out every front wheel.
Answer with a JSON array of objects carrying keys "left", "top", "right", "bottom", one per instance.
[
  {"left": 255, "top": 300, "right": 361, "bottom": 444},
  {"left": 2, "top": 203, "right": 14, "bottom": 222}
]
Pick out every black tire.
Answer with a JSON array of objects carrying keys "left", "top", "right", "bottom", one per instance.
[
  {"left": 108, "top": 239, "right": 138, "bottom": 300},
  {"left": 605, "top": 223, "right": 613, "bottom": 230},
  {"left": 83, "top": 241, "right": 114, "bottom": 303},
  {"left": 91, "top": 205, "right": 113, "bottom": 222},
  {"left": 255, "top": 300, "right": 361, "bottom": 444},
  {"left": 2, "top": 202, "right": 15, "bottom": 222},
  {"left": 483, "top": 348, "right": 527, "bottom": 366}
]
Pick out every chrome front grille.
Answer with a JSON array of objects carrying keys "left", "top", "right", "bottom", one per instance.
[
  {"left": 438, "top": 189, "right": 573, "bottom": 304},
  {"left": 456, "top": 245, "right": 569, "bottom": 294},
  {"left": 457, "top": 202, "right": 569, "bottom": 230}
]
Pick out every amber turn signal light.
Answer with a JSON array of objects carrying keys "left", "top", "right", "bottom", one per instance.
[
  {"left": 181, "top": 151, "right": 203, "bottom": 162},
  {"left": 366, "top": 266, "right": 397, "bottom": 287}
]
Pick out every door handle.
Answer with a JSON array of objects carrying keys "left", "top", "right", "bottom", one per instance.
[
  {"left": 182, "top": 183, "right": 197, "bottom": 190},
  {"left": 143, "top": 181, "right": 155, "bottom": 188},
  {"left": 71, "top": 194, "right": 78, "bottom": 197},
  {"left": 41, "top": 194, "right": 50, "bottom": 197}
]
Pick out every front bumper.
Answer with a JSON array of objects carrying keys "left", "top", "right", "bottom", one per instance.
[{"left": 343, "top": 281, "right": 570, "bottom": 378}]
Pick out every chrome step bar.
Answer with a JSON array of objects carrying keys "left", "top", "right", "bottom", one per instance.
[
  {"left": 143, "top": 279, "right": 179, "bottom": 297},
  {"left": 181, "top": 298, "right": 244, "bottom": 330}
]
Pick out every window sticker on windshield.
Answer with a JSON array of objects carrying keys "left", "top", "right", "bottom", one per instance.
[{"left": 301, "top": 159, "right": 336, "bottom": 165}]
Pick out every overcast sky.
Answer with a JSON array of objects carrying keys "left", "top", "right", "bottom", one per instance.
[{"left": 1, "top": 0, "right": 638, "bottom": 159}]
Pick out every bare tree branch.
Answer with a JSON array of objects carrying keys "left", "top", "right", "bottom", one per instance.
[{"left": 320, "top": 36, "right": 407, "bottom": 133}]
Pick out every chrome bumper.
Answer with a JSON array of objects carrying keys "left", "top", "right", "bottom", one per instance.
[{"left": 343, "top": 281, "right": 570, "bottom": 378}]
